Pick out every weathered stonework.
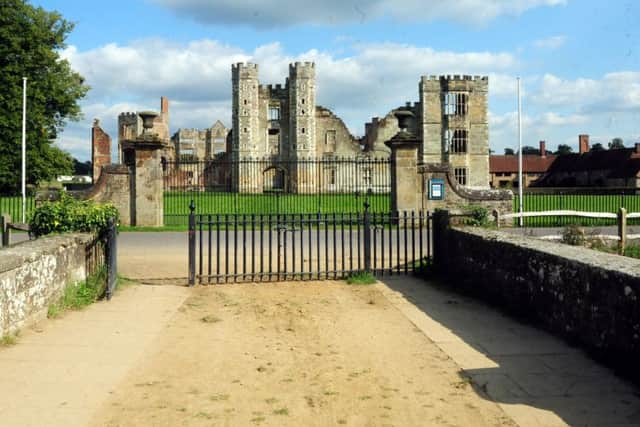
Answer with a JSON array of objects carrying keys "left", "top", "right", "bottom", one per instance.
[
  {"left": 366, "top": 75, "right": 490, "bottom": 189},
  {"left": 91, "top": 119, "right": 111, "bottom": 182},
  {"left": 82, "top": 164, "right": 131, "bottom": 226},
  {"left": 230, "top": 62, "right": 363, "bottom": 193},
  {"left": 385, "top": 129, "right": 511, "bottom": 215},
  {"left": 0, "top": 234, "right": 97, "bottom": 336},
  {"left": 432, "top": 215, "right": 640, "bottom": 384}
]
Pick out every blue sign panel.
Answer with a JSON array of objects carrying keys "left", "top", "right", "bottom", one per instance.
[{"left": 428, "top": 178, "right": 445, "bottom": 200}]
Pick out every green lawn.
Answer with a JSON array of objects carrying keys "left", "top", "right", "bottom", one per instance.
[
  {"left": 514, "top": 194, "right": 640, "bottom": 227},
  {"left": 164, "top": 191, "right": 390, "bottom": 226}
]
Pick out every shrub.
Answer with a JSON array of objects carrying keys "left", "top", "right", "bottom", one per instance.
[
  {"left": 561, "top": 224, "right": 585, "bottom": 246},
  {"left": 464, "top": 205, "right": 490, "bottom": 227},
  {"left": 29, "top": 192, "right": 118, "bottom": 237}
]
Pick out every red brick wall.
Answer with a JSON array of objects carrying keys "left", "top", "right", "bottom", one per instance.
[{"left": 92, "top": 120, "right": 112, "bottom": 182}]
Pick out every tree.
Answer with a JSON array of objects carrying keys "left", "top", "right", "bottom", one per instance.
[
  {"left": 555, "top": 144, "right": 573, "bottom": 155},
  {"left": 608, "top": 137, "right": 625, "bottom": 150},
  {"left": 504, "top": 147, "right": 515, "bottom": 155},
  {"left": 0, "top": 0, "right": 89, "bottom": 194},
  {"left": 521, "top": 146, "right": 540, "bottom": 155},
  {"left": 590, "top": 142, "right": 605, "bottom": 151},
  {"left": 72, "top": 158, "right": 92, "bottom": 175}
]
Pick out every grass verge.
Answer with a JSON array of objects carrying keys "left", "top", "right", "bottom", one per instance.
[
  {"left": 0, "top": 330, "right": 19, "bottom": 347},
  {"left": 346, "top": 271, "right": 377, "bottom": 285},
  {"left": 47, "top": 270, "right": 135, "bottom": 318}
]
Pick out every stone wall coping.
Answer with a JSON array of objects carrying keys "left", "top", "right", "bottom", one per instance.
[
  {"left": 0, "top": 233, "right": 95, "bottom": 273},
  {"left": 421, "top": 163, "right": 513, "bottom": 201},
  {"left": 456, "top": 226, "right": 640, "bottom": 278}
]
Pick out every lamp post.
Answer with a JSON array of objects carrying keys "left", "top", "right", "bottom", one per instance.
[
  {"left": 517, "top": 77, "right": 523, "bottom": 227},
  {"left": 21, "top": 77, "right": 27, "bottom": 223}
]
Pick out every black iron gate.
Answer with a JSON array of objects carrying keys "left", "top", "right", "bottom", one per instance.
[{"left": 188, "top": 202, "right": 431, "bottom": 285}]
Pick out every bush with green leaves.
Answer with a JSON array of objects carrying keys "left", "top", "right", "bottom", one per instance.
[
  {"left": 464, "top": 205, "right": 490, "bottom": 227},
  {"left": 561, "top": 224, "right": 585, "bottom": 246},
  {"left": 29, "top": 192, "right": 118, "bottom": 237}
]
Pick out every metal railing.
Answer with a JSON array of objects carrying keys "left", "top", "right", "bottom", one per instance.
[
  {"left": 165, "top": 157, "right": 391, "bottom": 224},
  {"left": 188, "top": 202, "right": 431, "bottom": 285}
]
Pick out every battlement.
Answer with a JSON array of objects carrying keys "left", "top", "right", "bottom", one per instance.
[
  {"left": 232, "top": 62, "right": 259, "bottom": 71},
  {"left": 232, "top": 62, "right": 259, "bottom": 80},
  {"left": 118, "top": 112, "right": 139, "bottom": 121},
  {"left": 289, "top": 61, "right": 316, "bottom": 78},
  {"left": 421, "top": 74, "right": 488, "bottom": 83},
  {"left": 260, "top": 83, "right": 285, "bottom": 91}
]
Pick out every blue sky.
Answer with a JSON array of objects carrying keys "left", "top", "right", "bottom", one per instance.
[{"left": 32, "top": 0, "right": 640, "bottom": 160}]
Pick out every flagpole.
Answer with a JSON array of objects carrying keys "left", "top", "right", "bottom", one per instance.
[
  {"left": 517, "top": 77, "right": 523, "bottom": 227},
  {"left": 21, "top": 77, "right": 27, "bottom": 223}
]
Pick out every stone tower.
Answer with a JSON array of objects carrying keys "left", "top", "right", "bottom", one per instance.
[
  {"left": 419, "top": 75, "right": 489, "bottom": 188},
  {"left": 231, "top": 62, "right": 261, "bottom": 192},
  {"left": 288, "top": 62, "right": 317, "bottom": 193}
]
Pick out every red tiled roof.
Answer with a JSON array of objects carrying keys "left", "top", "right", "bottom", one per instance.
[{"left": 490, "top": 155, "right": 557, "bottom": 174}]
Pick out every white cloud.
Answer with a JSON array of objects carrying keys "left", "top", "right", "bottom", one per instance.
[
  {"left": 153, "top": 0, "right": 567, "bottom": 28},
  {"left": 533, "top": 72, "right": 640, "bottom": 113},
  {"left": 532, "top": 35, "right": 567, "bottom": 50},
  {"left": 57, "top": 37, "right": 639, "bottom": 162},
  {"left": 59, "top": 39, "right": 517, "bottom": 159}
]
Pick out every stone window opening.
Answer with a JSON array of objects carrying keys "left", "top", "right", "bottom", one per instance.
[
  {"left": 449, "top": 129, "right": 468, "bottom": 154},
  {"left": 444, "top": 92, "right": 468, "bottom": 116},
  {"left": 301, "top": 99, "right": 305, "bottom": 105},
  {"left": 244, "top": 127, "right": 248, "bottom": 133},
  {"left": 243, "top": 99, "right": 248, "bottom": 105},
  {"left": 268, "top": 106, "right": 280, "bottom": 120},
  {"left": 301, "top": 128, "right": 306, "bottom": 134},
  {"left": 301, "top": 109, "right": 305, "bottom": 115},
  {"left": 454, "top": 167, "right": 467, "bottom": 186},
  {"left": 362, "top": 168, "right": 372, "bottom": 186}
]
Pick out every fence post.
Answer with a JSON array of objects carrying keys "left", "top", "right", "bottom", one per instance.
[
  {"left": 618, "top": 207, "right": 627, "bottom": 255},
  {"left": 1, "top": 214, "right": 10, "bottom": 247},
  {"left": 188, "top": 199, "right": 196, "bottom": 286},
  {"left": 105, "top": 217, "right": 117, "bottom": 300},
  {"left": 363, "top": 200, "right": 371, "bottom": 274}
]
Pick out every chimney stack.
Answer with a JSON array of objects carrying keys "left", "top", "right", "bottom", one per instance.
[
  {"left": 579, "top": 134, "right": 590, "bottom": 154},
  {"left": 539, "top": 140, "right": 546, "bottom": 157}
]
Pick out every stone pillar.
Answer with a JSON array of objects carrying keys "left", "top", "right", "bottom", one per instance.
[
  {"left": 385, "top": 113, "right": 422, "bottom": 213},
  {"left": 121, "top": 111, "right": 167, "bottom": 227},
  {"left": 92, "top": 119, "right": 111, "bottom": 182}
]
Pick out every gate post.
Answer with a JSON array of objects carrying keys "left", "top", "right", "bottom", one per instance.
[
  {"left": 105, "top": 217, "right": 118, "bottom": 300},
  {"left": 363, "top": 200, "right": 371, "bottom": 273},
  {"left": 188, "top": 200, "right": 196, "bottom": 286}
]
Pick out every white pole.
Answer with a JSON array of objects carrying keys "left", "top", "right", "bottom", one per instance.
[
  {"left": 517, "top": 77, "right": 523, "bottom": 227},
  {"left": 21, "top": 77, "right": 27, "bottom": 224}
]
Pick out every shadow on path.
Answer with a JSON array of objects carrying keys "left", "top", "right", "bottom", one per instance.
[{"left": 379, "top": 276, "right": 640, "bottom": 427}]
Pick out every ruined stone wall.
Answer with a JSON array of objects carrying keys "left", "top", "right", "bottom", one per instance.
[
  {"left": 418, "top": 75, "right": 489, "bottom": 188},
  {"left": 92, "top": 120, "right": 111, "bottom": 182},
  {"left": 432, "top": 218, "right": 640, "bottom": 383},
  {"left": 0, "top": 234, "right": 96, "bottom": 336},
  {"left": 314, "top": 106, "right": 361, "bottom": 157},
  {"left": 83, "top": 165, "right": 131, "bottom": 226},
  {"left": 258, "top": 84, "right": 289, "bottom": 157}
]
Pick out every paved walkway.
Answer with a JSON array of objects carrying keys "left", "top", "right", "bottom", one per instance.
[
  {"left": 380, "top": 276, "right": 640, "bottom": 427},
  {"left": 0, "top": 284, "right": 190, "bottom": 427},
  {"left": 1, "top": 274, "right": 639, "bottom": 426}
]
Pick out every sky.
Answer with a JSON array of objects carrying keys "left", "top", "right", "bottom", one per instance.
[{"left": 31, "top": 0, "right": 640, "bottom": 161}]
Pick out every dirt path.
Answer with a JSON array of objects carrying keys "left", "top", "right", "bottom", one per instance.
[{"left": 90, "top": 282, "right": 514, "bottom": 427}]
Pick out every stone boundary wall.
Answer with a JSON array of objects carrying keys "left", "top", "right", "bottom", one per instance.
[
  {"left": 432, "top": 211, "right": 640, "bottom": 382},
  {"left": 0, "top": 234, "right": 96, "bottom": 336}
]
